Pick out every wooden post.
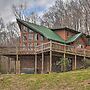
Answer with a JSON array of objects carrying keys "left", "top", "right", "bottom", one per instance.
[
  {"left": 7, "top": 57, "right": 10, "bottom": 74},
  {"left": 8, "top": 57, "right": 11, "bottom": 74},
  {"left": 63, "top": 45, "right": 66, "bottom": 71},
  {"left": 41, "top": 44, "right": 44, "bottom": 74},
  {"left": 16, "top": 55, "right": 20, "bottom": 74},
  {"left": 16, "top": 54, "right": 18, "bottom": 74},
  {"left": 35, "top": 54, "right": 37, "bottom": 74},
  {"left": 50, "top": 41, "right": 52, "bottom": 73},
  {"left": 41, "top": 52, "right": 44, "bottom": 74},
  {"left": 14, "top": 58, "right": 16, "bottom": 74},
  {"left": 20, "top": 31, "right": 22, "bottom": 47},
  {"left": 0, "top": 55, "right": 1, "bottom": 73},
  {"left": 74, "top": 49, "right": 77, "bottom": 70},
  {"left": 84, "top": 49, "right": 86, "bottom": 61},
  {"left": 16, "top": 44, "right": 20, "bottom": 74},
  {"left": 74, "top": 55, "right": 77, "bottom": 70}
]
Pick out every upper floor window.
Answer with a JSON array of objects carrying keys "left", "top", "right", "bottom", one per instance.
[
  {"left": 40, "top": 35, "right": 44, "bottom": 41},
  {"left": 34, "top": 33, "right": 38, "bottom": 41},
  {"left": 87, "top": 38, "right": 90, "bottom": 46},
  {"left": 28, "top": 29, "right": 33, "bottom": 32},
  {"left": 67, "top": 32, "right": 69, "bottom": 37},
  {"left": 28, "top": 33, "right": 33, "bottom": 40}
]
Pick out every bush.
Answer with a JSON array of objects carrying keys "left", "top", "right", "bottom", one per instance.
[{"left": 56, "top": 58, "right": 70, "bottom": 72}]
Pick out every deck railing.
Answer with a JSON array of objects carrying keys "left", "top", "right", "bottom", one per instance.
[
  {"left": 0, "top": 41, "right": 90, "bottom": 57},
  {"left": 0, "top": 47, "right": 16, "bottom": 55},
  {"left": 18, "top": 47, "right": 35, "bottom": 54},
  {"left": 35, "top": 42, "right": 50, "bottom": 52}
]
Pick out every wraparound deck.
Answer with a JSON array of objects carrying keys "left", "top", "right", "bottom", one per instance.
[
  {"left": 0, "top": 41, "right": 90, "bottom": 74},
  {"left": 0, "top": 41, "right": 90, "bottom": 58}
]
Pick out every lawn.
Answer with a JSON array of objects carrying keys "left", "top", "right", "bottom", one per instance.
[{"left": 0, "top": 69, "right": 90, "bottom": 90}]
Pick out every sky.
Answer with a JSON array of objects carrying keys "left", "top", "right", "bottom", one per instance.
[{"left": 0, "top": 0, "right": 56, "bottom": 24}]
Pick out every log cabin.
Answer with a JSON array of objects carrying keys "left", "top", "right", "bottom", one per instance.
[{"left": 0, "top": 19, "right": 90, "bottom": 74}]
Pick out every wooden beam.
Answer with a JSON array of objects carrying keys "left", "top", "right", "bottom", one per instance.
[
  {"left": 74, "top": 55, "right": 77, "bottom": 70},
  {"left": 50, "top": 50, "right": 52, "bottom": 72},
  {"left": 50, "top": 41, "right": 52, "bottom": 73},
  {"left": 26, "top": 31, "right": 29, "bottom": 50},
  {"left": 63, "top": 45, "right": 66, "bottom": 72},
  {"left": 9, "top": 58, "right": 11, "bottom": 74},
  {"left": 0, "top": 55, "right": 1, "bottom": 73},
  {"left": 35, "top": 54, "right": 37, "bottom": 74},
  {"left": 33, "top": 32, "right": 34, "bottom": 51},
  {"left": 84, "top": 49, "right": 86, "bottom": 61},
  {"left": 14, "top": 58, "right": 16, "bottom": 74},
  {"left": 16, "top": 54, "right": 18, "bottom": 74},
  {"left": 41, "top": 43, "right": 44, "bottom": 74},
  {"left": 16, "top": 41, "right": 20, "bottom": 74},
  {"left": 74, "top": 49, "right": 77, "bottom": 70},
  {"left": 16, "top": 55, "right": 21, "bottom": 74},
  {"left": 7, "top": 57, "right": 10, "bottom": 74},
  {"left": 16, "top": 45, "right": 20, "bottom": 74},
  {"left": 20, "top": 31, "right": 22, "bottom": 47},
  {"left": 41, "top": 52, "right": 44, "bottom": 74}
]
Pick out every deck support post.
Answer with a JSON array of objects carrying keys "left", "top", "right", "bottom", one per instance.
[
  {"left": 16, "top": 46, "right": 20, "bottom": 74},
  {"left": 7, "top": 57, "right": 11, "bottom": 74},
  {"left": 0, "top": 56, "right": 1, "bottom": 73},
  {"left": 84, "top": 49, "right": 86, "bottom": 61},
  {"left": 9, "top": 58, "right": 11, "bottom": 74},
  {"left": 41, "top": 44, "right": 44, "bottom": 74},
  {"left": 41, "top": 52, "right": 44, "bottom": 74},
  {"left": 74, "top": 55, "right": 77, "bottom": 70},
  {"left": 63, "top": 45, "right": 66, "bottom": 72},
  {"left": 50, "top": 41, "right": 52, "bottom": 73},
  {"left": 74, "top": 49, "right": 77, "bottom": 70},
  {"left": 14, "top": 58, "right": 16, "bottom": 74},
  {"left": 16, "top": 54, "right": 20, "bottom": 74},
  {"left": 35, "top": 54, "right": 37, "bottom": 74},
  {"left": 83, "top": 49, "right": 86, "bottom": 68}
]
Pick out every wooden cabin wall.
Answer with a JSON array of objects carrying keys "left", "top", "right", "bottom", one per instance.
[
  {"left": 0, "top": 56, "right": 15, "bottom": 74},
  {"left": 86, "top": 46, "right": 90, "bottom": 49},
  {"left": 55, "top": 30, "right": 67, "bottom": 40},
  {"left": 20, "top": 56, "right": 35, "bottom": 73},
  {"left": 86, "top": 38, "right": 90, "bottom": 49},
  {"left": 54, "top": 29, "right": 88, "bottom": 48},
  {"left": 71, "top": 37, "right": 86, "bottom": 48},
  {"left": 0, "top": 56, "right": 8, "bottom": 74},
  {"left": 19, "top": 55, "right": 50, "bottom": 74},
  {"left": 55, "top": 29, "right": 76, "bottom": 41},
  {"left": 19, "top": 24, "right": 49, "bottom": 50}
]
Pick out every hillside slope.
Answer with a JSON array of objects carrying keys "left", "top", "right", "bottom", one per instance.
[{"left": 0, "top": 69, "right": 90, "bottom": 90}]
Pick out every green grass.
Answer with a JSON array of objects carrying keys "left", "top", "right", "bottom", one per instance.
[{"left": 0, "top": 69, "right": 90, "bottom": 90}]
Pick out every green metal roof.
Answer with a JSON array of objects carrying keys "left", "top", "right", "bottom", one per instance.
[
  {"left": 17, "top": 19, "right": 65, "bottom": 44},
  {"left": 17, "top": 19, "right": 84, "bottom": 44},
  {"left": 66, "top": 33, "right": 83, "bottom": 43}
]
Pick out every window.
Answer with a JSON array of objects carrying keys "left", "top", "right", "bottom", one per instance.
[
  {"left": 88, "top": 38, "right": 90, "bottom": 45},
  {"left": 28, "top": 43, "right": 33, "bottom": 50},
  {"left": 28, "top": 34, "right": 33, "bottom": 40},
  {"left": 67, "top": 32, "right": 69, "bottom": 37},
  {"left": 22, "top": 34, "right": 27, "bottom": 42},
  {"left": 28, "top": 29, "right": 33, "bottom": 32},
  {"left": 34, "top": 33, "right": 38, "bottom": 41},
  {"left": 40, "top": 35, "right": 44, "bottom": 41}
]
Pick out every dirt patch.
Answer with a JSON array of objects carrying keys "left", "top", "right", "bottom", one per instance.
[{"left": 80, "top": 79, "right": 90, "bottom": 86}]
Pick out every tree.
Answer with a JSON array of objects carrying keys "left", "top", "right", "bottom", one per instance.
[
  {"left": 56, "top": 58, "right": 70, "bottom": 72},
  {"left": 42, "top": 0, "right": 90, "bottom": 35},
  {"left": 0, "top": 17, "right": 19, "bottom": 46}
]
